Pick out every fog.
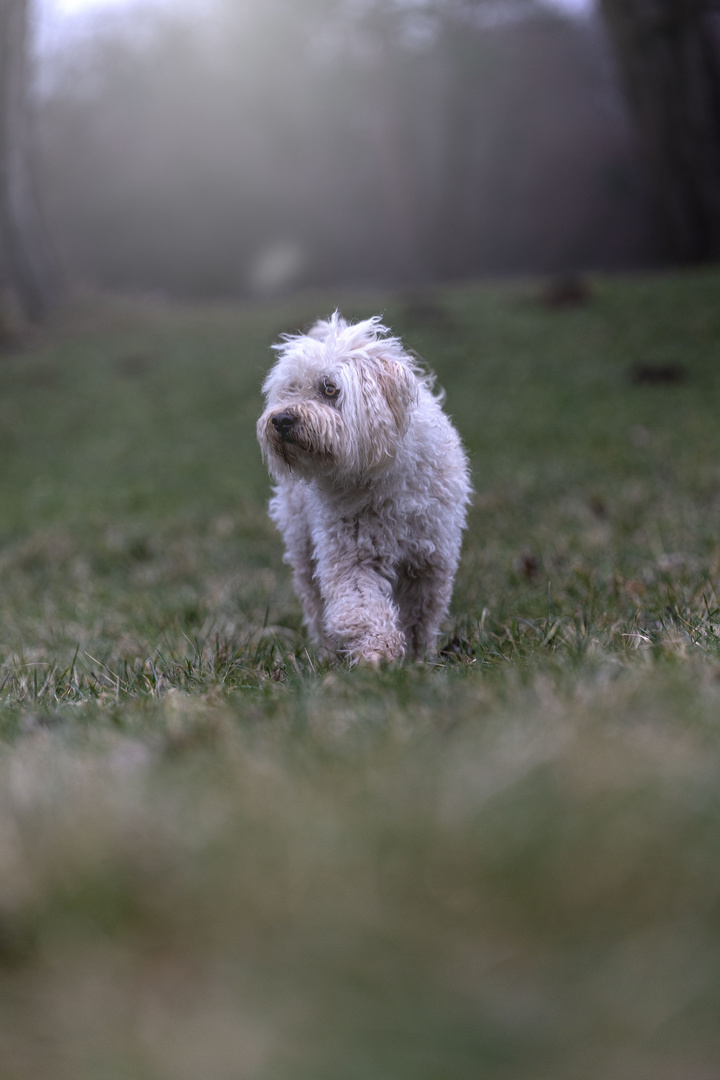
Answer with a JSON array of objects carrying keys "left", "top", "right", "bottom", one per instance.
[{"left": 32, "top": 0, "right": 656, "bottom": 299}]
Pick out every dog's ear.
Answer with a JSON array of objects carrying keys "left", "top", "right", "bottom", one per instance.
[{"left": 376, "top": 357, "right": 418, "bottom": 435}]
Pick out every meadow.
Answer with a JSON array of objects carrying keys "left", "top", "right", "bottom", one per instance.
[{"left": 1, "top": 270, "right": 720, "bottom": 1078}]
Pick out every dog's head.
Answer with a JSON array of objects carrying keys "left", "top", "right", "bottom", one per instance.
[{"left": 257, "top": 313, "right": 424, "bottom": 484}]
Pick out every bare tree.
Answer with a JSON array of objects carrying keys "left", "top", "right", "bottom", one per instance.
[
  {"left": 0, "top": 0, "right": 57, "bottom": 321},
  {"left": 599, "top": 0, "right": 720, "bottom": 262}
]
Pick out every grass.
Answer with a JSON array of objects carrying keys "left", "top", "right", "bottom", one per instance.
[{"left": 1, "top": 271, "right": 720, "bottom": 1078}]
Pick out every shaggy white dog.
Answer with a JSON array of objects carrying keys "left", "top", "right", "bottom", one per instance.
[{"left": 256, "top": 313, "right": 471, "bottom": 663}]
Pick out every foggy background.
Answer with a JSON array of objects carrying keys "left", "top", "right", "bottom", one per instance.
[{"left": 31, "top": 0, "right": 656, "bottom": 299}]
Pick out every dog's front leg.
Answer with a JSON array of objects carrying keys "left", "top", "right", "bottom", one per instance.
[{"left": 317, "top": 557, "right": 406, "bottom": 664}]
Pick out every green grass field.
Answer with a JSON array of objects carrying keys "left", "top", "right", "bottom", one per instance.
[{"left": 1, "top": 271, "right": 720, "bottom": 1079}]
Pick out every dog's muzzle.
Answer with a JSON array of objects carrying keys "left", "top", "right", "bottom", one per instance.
[{"left": 271, "top": 410, "right": 298, "bottom": 440}]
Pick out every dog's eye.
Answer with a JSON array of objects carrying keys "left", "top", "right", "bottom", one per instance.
[{"left": 321, "top": 379, "right": 340, "bottom": 399}]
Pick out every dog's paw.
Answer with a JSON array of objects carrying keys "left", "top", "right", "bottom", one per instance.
[
  {"left": 355, "top": 650, "right": 387, "bottom": 668},
  {"left": 352, "top": 634, "right": 407, "bottom": 666}
]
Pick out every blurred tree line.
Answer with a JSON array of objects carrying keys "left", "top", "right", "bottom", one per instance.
[
  {"left": 30, "top": 0, "right": 654, "bottom": 298},
  {"left": 600, "top": 0, "right": 720, "bottom": 264},
  {"left": 3, "top": 0, "right": 719, "bottom": 307}
]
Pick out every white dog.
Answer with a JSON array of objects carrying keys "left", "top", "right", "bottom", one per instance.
[{"left": 256, "top": 313, "right": 471, "bottom": 663}]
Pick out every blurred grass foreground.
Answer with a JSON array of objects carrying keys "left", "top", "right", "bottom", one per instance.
[{"left": 1, "top": 271, "right": 720, "bottom": 1078}]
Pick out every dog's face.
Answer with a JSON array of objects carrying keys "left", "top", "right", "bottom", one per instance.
[{"left": 257, "top": 314, "right": 419, "bottom": 483}]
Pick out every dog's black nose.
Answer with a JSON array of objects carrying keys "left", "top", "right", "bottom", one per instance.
[{"left": 271, "top": 410, "right": 297, "bottom": 436}]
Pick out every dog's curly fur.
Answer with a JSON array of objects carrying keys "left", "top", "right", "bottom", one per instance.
[{"left": 256, "top": 313, "right": 471, "bottom": 663}]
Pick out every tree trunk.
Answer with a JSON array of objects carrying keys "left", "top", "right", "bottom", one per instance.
[
  {"left": 429, "top": 21, "right": 483, "bottom": 280},
  {"left": 0, "top": 0, "right": 58, "bottom": 322},
  {"left": 599, "top": 0, "right": 720, "bottom": 263}
]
